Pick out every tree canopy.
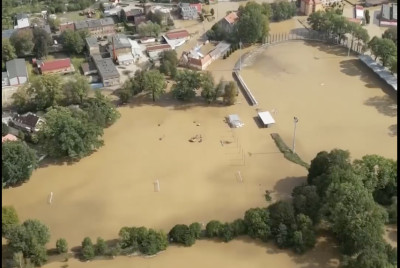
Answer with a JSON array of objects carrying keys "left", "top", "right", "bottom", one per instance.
[
  {"left": 32, "top": 27, "right": 52, "bottom": 59},
  {"left": 2, "top": 141, "right": 38, "bottom": 188},
  {"left": 2, "top": 38, "right": 17, "bottom": 68},
  {"left": 236, "top": 3, "right": 269, "bottom": 43},
  {"left": 143, "top": 70, "right": 166, "bottom": 102},
  {"left": 172, "top": 70, "right": 202, "bottom": 101},
  {"left": 39, "top": 106, "right": 104, "bottom": 159},
  {"left": 60, "top": 29, "right": 85, "bottom": 54}
]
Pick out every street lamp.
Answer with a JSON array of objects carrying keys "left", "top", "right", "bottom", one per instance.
[
  {"left": 239, "top": 40, "right": 242, "bottom": 71},
  {"left": 292, "top": 117, "right": 299, "bottom": 153}
]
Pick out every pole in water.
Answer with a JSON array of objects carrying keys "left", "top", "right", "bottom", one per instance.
[
  {"left": 154, "top": 180, "right": 160, "bottom": 192},
  {"left": 49, "top": 192, "right": 53, "bottom": 204},
  {"left": 237, "top": 171, "right": 243, "bottom": 182}
]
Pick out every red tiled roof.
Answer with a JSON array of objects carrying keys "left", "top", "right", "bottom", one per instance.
[
  {"left": 146, "top": 44, "right": 172, "bottom": 52},
  {"left": 165, "top": 30, "right": 190, "bottom": 40},
  {"left": 189, "top": 3, "right": 202, "bottom": 13},
  {"left": 40, "top": 58, "right": 72, "bottom": 72},
  {"left": 224, "top": 12, "right": 239, "bottom": 24},
  {"left": 59, "top": 22, "right": 75, "bottom": 32},
  {"left": 2, "top": 134, "right": 18, "bottom": 143}
]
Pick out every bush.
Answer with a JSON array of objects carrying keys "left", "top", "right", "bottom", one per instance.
[
  {"left": 56, "top": 238, "right": 68, "bottom": 254},
  {"left": 205, "top": 220, "right": 223, "bottom": 238},
  {"left": 95, "top": 237, "right": 108, "bottom": 256},
  {"left": 169, "top": 224, "right": 196, "bottom": 246},
  {"left": 2, "top": 206, "right": 19, "bottom": 235},
  {"left": 189, "top": 222, "right": 202, "bottom": 239},
  {"left": 81, "top": 237, "right": 95, "bottom": 261}
]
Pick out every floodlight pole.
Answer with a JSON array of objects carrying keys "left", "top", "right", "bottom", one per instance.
[
  {"left": 239, "top": 40, "right": 242, "bottom": 71},
  {"left": 292, "top": 117, "right": 299, "bottom": 153}
]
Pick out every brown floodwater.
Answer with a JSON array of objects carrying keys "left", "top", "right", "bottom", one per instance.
[{"left": 2, "top": 16, "right": 396, "bottom": 268}]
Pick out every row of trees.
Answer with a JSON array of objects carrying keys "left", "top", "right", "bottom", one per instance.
[
  {"left": 119, "top": 66, "right": 239, "bottom": 105},
  {"left": 308, "top": 10, "right": 370, "bottom": 47}
]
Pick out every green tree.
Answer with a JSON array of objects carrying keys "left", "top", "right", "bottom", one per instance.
[
  {"left": 159, "top": 50, "right": 178, "bottom": 77},
  {"left": 382, "top": 26, "right": 397, "bottom": 45},
  {"left": 32, "top": 27, "right": 52, "bottom": 59},
  {"left": 117, "top": 86, "right": 133, "bottom": 104},
  {"left": 236, "top": 4, "right": 269, "bottom": 43},
  {"left": 172, "top": 70, "right": 202, "bottom": 101},
  {"left": 2, "top": 38, "right": 17, "bottom": 67},
  {"left": 95, "top": 237, "right": 108, "bottom": 256},
  {"left": 210, "top": 8, "right": 215, "bottom": 16},
  {"left": 275, "top": 223, "right": 291, "bottom": 248},
  {"left": 5, "top": 219, "right": 50, "bottom": 266},
  {"left": 291, "top": 185, "right": 321, "bottom": 223},
  {"left": 220, "top": 223, "right": 235, "bottom": 242},
  {"left": 10, "top": 29, "right": 34, "bottom": 56},
  {"left": 56, "top": 238, "right": 68, "bottom": 254},
  {"left": 230, "top": 218, "right": 247, "bottom": 236},
  {"left": 205, "top": 220, "right": 223, "bottom": 238},
  {"left": 200, "top": 72, "right": 217, "bottom": 103},
  {"left": 271, "top": 1, "right": 296, "bottom": 21},
  {"left": 143, "top": 70, "right": 166, "bottom": 102},
  {"left": 39, "top": 106, "right": 104, "bottom": 159},
  {"left": 48, "top": 18, "right": 61, "bottom": 32},
  {"left": 2, "top": 206, "right": 19, "bottom": 236},
  {"left": 27, "top": 74, "right": 64, "bottom": 110},
  {"left": 2, "top": 122, "right": 9, "bottom": 136},
  {"left": 138, "top": 21, "right": 161, "bottom": 37},
  {"left": 223, "top": 81, "right": 238, "bottom": 105},
  {"left": 267, "top": 201, "right": 296, "bottom": 236},
  {"left": 390, "top": 58, "right": 397, "bottom": 74},
  {"left": 81, "top": 91, "right": 120, "bottom": 128},
  {"left": 243, "top": 208, "right": 270, "bottom": 241},
  {"left": 11, "top": 86, "right": 34, "bottom": 114},
  {"left": 60, "top": 29, "right": 85, "bottom": 54},
  {"left": 81, "top": 237, "right": 95, "bottom": 261},
  {"left": 63, "top": 74, "right": 90, "bottom": 104},
  {"left": 292, "top": 214, "right": 316, "bottom": 253},
  {"left": 2, "top": 141, "right": 38, "bottom": 188},
  {"left": 169, "top": 224, "right": 195, "bottom": 246},
  {"left": 189, "top": 222, "right": 202, "bottom": 239},
  {"left": 369, "top": 37, "right": 397, "bottom": 66},
  {"left": 139, "top": 229, "right": 168, "bottom": 255}
]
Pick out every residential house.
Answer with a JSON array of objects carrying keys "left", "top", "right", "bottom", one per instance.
[
  {"left": 108, "top": 34, "right": 132, "bottom": 59},
  {"left": 93, "top": 57, "right": 120, "bottom": 86},
  {"left": 187, "top": 53, "right": 213, "bottom": 70},
  {"left": 74, "top": 18, "right": 115, "bottom": 37},
  {"left": 104, "top": 6, "right": 122, "bottom": 17},
  {"left": 86, "top": 36, "right": 100, "bottom": 55},
  {"left": 218, "top": 12, "right": 239, "bottom": 33},
  {"left": 5, "top": 59, "right": 28, "bottom": 86},
  {"left": 14, "top": 14, "right": 30, "bottom": 29},
  {"left": 146, "top": 44, "right": 172, "bottom": 60},
  {"left": 10, "top": 112, "right": 44, "bottom": 133},
  {"left": 380, "top": 3, "right": 397, "bottom": 26},
  {"left": 209, "top": 41, "right": 231, "bottom": 60},
  {"left": 122, "top": 8, "right": 143, "bottom": 23},
  {"left": 182, "top": 41, "right": 230, "bottom": 70},
  {"left": 38, "top": 58, "right": 75, "bottom": 75},
  {"left": 59, "top": 22, "right": 75, "bottom": 33},
  {"left": 180, "top": 3, "right": 198, "bottom": 20},
  {"left": 300, "top": 0, "right": 323, "bottom": 15},
  {"left": 163, "top": 30, "right": 190, "bottom": 49}
]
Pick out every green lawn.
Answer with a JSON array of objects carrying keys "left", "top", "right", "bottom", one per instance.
[
  {"left": 70, "top": 55, "right": 86, "bottom": 73},
  {"left": 58, "top": 11, "right": 94, "bottom": 23}
]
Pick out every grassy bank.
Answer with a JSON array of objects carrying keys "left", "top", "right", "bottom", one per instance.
[{"left": 270, "top": 133, "right": 310, "bottom": 169}]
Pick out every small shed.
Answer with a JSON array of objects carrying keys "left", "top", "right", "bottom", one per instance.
[
  {"left": 258, "top": 111, "right": 275, "bottom": 128},
  {"left": 227, "top": 114, "right": 244, "bottom": 128}
]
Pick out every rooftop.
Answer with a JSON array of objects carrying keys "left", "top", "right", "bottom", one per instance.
[
  {"left": 94, "top": 58, "right": 120, "bottom": 79},
  {"left": 224, "top": 12, "right": 239, "bottom": 24},
  {"left": 165, "top": 30, "right": 190, "bottom": 40},
  {"left": 109, "top": 34, "right": 132, "bottom": 50},
  {"left": 75, "top": 18, "right": 115, "bottom": 30},
  {"left": 86, "top": 36, "right": 99, "bottom": 48},
  {"left": 12, "top": 112, "right": 40, "bottom": 128},
  {"left": 6, "top": 59, "right": 27, "bottom": 79},
  {"left": 39, "top": 58, "right": 71, "bottom": 72},
  {"left": 146, "top": 44, "right": 172, "bottom": 52}
]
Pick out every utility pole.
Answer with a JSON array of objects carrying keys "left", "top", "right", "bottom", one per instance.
[{"left": 292, "top": 117, "right": 299, "bottom": 153}]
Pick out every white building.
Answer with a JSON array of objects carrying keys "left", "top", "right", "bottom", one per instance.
[
  {"left": 5, "top": 59, "right": 28, "bottom": 86},
  {"left": 14, "top": 14, "right": 30, "bottom": 29}
]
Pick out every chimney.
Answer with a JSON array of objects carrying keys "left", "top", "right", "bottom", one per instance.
[{"left": 112, "top": 36, "right": 117, "bottom": 61}]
